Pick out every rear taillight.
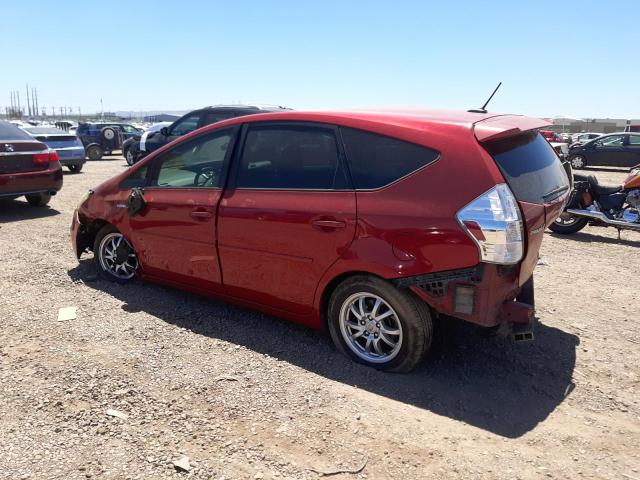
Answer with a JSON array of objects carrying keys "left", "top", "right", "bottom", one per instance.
[
  {"left": 456, "top": 184, "right": 524, "bottom": 265},
  {"left": 33, "top": 150, "right": 59, "bottom": 166}
]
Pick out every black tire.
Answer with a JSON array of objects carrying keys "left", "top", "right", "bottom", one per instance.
[
  {"left": 548, "top": 214, "right": 589, "bottom": 234},
  {"left": 327, "top": 275, "right": 433, "bottom": 372},
  {"left": 569, "top": 155, "right": 586, "bottom": 169},
  {"left": 93, "top": 224, "right": 138, "bottom": 283},
  {"left": 124, "top": 148, "right": 136, "bottom": 166},
  {"left": 68, "top": 163, "right": 83, "bottom": 173},
  {"left": 25, "top": 193, "right": 51, "bottom": 207},
  {"left": 86, "top": 145, "right": 103, "bottom": 161}
]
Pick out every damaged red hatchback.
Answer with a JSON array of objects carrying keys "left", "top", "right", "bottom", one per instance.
[{"left": 71, "top": 110, "right": 570, "bottom": 372}]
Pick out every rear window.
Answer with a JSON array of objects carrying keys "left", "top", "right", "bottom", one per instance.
[
  {"left": 484, "top": 131, "right": 569, "bottom": 204},
  {"left": 0, "top": 122, "right": 33, "bottom": 141},
  {"left": 340, "top": 127, "right": 440, "bottom": 189}
]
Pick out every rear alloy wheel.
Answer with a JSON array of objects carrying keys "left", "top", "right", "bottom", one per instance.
[
  {"left": 25, "top": 193, "right": 51, "bottom": 207},
  {"left": 328, "top": 275, "right": 432, "bottom": 372},
  {"left": 94, "top": 225, "right": 138, "bottom": 282},
  {"left": 86, "top": 145, "right": 103, "bottom": 161},
  {"left": 570, "top": 155, "right": 586, "bottom": 169},
  {"left": 68, "top": 163, "right": 83, "bottom": 173}
]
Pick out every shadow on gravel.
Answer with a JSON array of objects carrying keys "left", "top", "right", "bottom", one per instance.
[
  {"left": 580, "top": 166, "right": 630, "bottom": 174},
  {"left": 549, "top": 231, "right": 640, "bottom": 247},
  {"left": 0, "top": 199, "right": 60, "bottom": 223},
  {"left": 69, "top": 259, "right": 578, "bottom": 439}
]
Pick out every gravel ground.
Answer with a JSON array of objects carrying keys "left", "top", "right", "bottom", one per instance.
[{"left": 1, "top": 157, "right": 639, "bottom": 480}]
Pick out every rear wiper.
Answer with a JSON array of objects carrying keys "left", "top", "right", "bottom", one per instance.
[{"left": 542, "top": 185, "right": 569, "bottom": 202}]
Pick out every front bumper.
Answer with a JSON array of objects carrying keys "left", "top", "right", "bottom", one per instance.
[
  {"left": 396, "top": 263, "right": 534, "bottom": 328},
  {"left": 0, "top": 163, "right": 63, "bottom": 197}
]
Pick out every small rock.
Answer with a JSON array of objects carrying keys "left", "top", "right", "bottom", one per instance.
[
  {"left": 106, "top": 409, "right": 128, "bottom": 420},
  {"left": 173, "top": 455, "right": 191, "bottom": 472}
]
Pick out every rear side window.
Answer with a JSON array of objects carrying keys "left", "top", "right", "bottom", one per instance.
[
  {"left": 340, "top": 127, "right": 440, "bottom": 189},
  {"left": 236, "top": 125, "right": 350, "bottom": 190},
  {"left": 484, "top": 131, "right": 569, "bottom": 204}
]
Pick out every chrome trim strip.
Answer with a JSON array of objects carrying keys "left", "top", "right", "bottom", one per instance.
[{"left": 0, "top": 150, "right": 46, "bottom": 157}]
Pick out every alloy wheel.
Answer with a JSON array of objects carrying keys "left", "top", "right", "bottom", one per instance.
[
  {"left": 98, "top": 232, "right": 138, "bottom": 280},
  {"left": 570, "top": 156, "right": 585, "bottom": 169},
  {"left": 555, "top": 212, "right": 579, "bottom": 226},
  {"left": 339, "top": 292, "right": 403, "bottom": 363}
]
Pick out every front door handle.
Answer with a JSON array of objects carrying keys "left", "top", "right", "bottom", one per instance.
[
  {"left": 190, "top": 210, "right": 213, "bottom": 220},
  {"left": 311, "top": 218, "right": 346, "bottom": 231}
]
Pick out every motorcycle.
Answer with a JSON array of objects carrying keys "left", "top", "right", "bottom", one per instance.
[{"left": 549, "top": 164, "right": 640, "bottom": 235}]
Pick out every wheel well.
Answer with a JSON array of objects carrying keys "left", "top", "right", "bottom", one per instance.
[
  {"left": 83, "top": 219, "right": 110, "bottom": 252},
  {"left": 319, "top": 271, "right": 385, "bottom": 329}
]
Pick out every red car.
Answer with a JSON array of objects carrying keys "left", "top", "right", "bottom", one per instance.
[
  {"left": 540, "top": 129, "right": 561, "bottom": 143},
  {"left": 0, "top": 121, "right": 63, "bottom": 206},
  {"left": 71, "top": 109, "right": 570, "bottom": 372}
]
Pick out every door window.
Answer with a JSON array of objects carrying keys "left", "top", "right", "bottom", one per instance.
[
  {"left": 236, "top": 125, "right": 349, "bottom": 189},
  {"left": 597, "top": 135, "right": 624, "bottom": 147},
  {"left": 627, "top": 134, "right": 640, "bottom": 145},
  {"left": 150, "top": 130, "right": 234, "bottom": 188},
  {"left": 168, "top": 114, "right": 201, "bottom": 138},
  {"left": 202, "top": 112, "right": 240, "bottom": 126}
]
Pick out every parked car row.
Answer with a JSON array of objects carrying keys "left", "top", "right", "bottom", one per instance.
[{"left": 70, "top": 108, "right": 570, "bottom": 371}]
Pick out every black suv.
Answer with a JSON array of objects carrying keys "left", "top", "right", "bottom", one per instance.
[
  {"left": 122, "top": 105, "right": 290, "bottom": 165},
  {"left": 77, "top": 122, "right": 143, "bottom": 161}
]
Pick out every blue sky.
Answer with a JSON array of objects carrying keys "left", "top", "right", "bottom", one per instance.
[{"left": 1, "top": 0, "right": 639, "bottom": 118}]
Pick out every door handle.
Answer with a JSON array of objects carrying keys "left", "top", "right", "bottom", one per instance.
[
  {"left": 311, "top": 219, "right": 346, "bottom": 231},
  {"left": 190, "top": 210, "right": 213, "bottom": 220}
]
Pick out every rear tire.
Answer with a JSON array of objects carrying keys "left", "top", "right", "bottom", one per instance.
[
  {"left": 548, "top": 214, "right": 589, "bottom": 234},
  {"left": 86, "top": 145, "right": 103, "bottom": 161},
  {"left": 327, "top": 275, "right": 432, "bottom": 372},
  {"left": 25, "top": 193, "right": 51, "bottom": 207},
  {"left": 68, "top": 163, "right": 83, "bottom": 173}
]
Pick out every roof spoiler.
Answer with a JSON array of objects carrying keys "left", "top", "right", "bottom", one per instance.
[{"left": 473, "top": 115, "right": 551, "bottom": 143}]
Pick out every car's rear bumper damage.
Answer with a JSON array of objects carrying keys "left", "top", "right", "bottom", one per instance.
[{"left": 395, "top": 264, "right": 536, "bottom": 337}]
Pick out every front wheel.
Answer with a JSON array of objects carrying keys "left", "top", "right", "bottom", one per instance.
[
  {"left": 124, "top": 148, "right": 136, "bottom": 166},
  {"left": 93, "top": 225, "right": 139, "bottom": 283},
  {"left": 328, "top": 275, "right": 432, "bottom": 372},
  {"left": 68, "top": 163, "right": 83, "bottom": 173},
  {"left": 548, "top": 213, "right": 589, "bottom": 234},
  {"left": 569, "top": 155, "right": 586, "bottom": 169}
]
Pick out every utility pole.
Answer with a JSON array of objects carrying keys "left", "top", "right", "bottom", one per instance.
[
  {"left": 26, "top": 83, "right": 31, "bottom": 117},
  {"left": 33, "top": 88, "right": 39, "bottom": 119},
  {"left": 17, "top": 91, "right": 21, "bottom": 117}
]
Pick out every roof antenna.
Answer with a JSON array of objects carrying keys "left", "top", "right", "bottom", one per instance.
[{"left": 468, "top": 82, "right": 502, "bottom": 113}]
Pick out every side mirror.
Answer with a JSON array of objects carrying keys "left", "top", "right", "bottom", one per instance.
[
  {"left": 127, "top": 187, "right": 146, "bottom": 216},
  {"left": 160, "top": 127, "right": 169, "bottom": 137}
]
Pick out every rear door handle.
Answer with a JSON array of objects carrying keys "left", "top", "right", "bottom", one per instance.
[
  {"left": 311, "top": 219, "right": 346, "bottom": 230},
  {"left": 190, "top": 210, "right": 213, "bottom": 220}
]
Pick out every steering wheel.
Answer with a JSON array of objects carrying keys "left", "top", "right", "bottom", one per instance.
[{"left": 194, "top": 167, "right": 217, "bottom": 187}]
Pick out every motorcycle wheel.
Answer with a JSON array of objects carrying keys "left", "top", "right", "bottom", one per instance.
[{"left": 548, "top": 213, "right": 589, "bottom": 234}]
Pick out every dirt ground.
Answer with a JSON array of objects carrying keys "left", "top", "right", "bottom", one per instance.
[{"left": 1, "top": 157, "right": 639, "bottom": 480}]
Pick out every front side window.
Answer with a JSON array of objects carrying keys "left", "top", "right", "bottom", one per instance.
[
  {"left": 168, "top": 114, "right": 201, "bottom": 138},
  {"left": 150, "top": 130, "right": 234, "bottom": 188},
  {"left": 236, "top": 125, "right": 349, "bottom": 189},
  {"left": 340, "top": 127, "right": 440, "bottom": 189},
  {"left": 597, "top": 135, "right": 624, "bottom": 147}
]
